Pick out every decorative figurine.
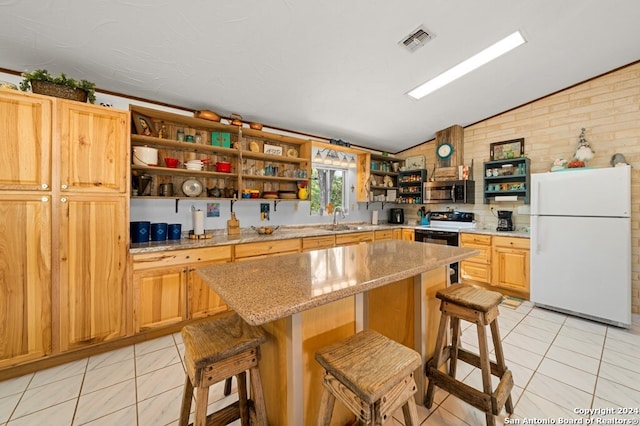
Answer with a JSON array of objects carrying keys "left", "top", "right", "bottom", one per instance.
[{"left": 574, "top": 128, "right": 595, "bottom": 163}]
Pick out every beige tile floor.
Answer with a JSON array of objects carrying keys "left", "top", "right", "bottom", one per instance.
[{"left": 1, "top": 302, "right": 640, "bottom": 425}]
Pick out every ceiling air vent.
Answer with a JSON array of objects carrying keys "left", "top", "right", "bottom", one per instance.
[{"left": 400, "top": 26, "right": 433, "bottom": 52}]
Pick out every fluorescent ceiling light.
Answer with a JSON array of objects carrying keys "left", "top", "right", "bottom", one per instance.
[{"left": 407, "top": 31, "right": 526, "bottom": 100}]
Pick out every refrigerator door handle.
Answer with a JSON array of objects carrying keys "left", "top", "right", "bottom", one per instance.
[
  {"left": 533, "top": 214, "right": 540, "bottom": 254},
  {"left": 534, "top": 180, "right": 541, "bottom": 215}
]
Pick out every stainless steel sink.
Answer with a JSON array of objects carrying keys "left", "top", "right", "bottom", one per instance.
[{"left": 322, "top": 224, "right": 367, "bottom": 231}]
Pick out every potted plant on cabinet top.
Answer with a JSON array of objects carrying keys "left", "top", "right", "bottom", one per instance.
[{"left": 19, "top": 69, "right": 96, "bottom": 103}]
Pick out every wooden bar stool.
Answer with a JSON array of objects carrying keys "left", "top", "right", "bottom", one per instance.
[
  {"left": 179, "top": 313, "right": 268, "bottom": 426},
  {"left": 425, "top": 284, "right": 514, "bottom": 426},
  {"left": 315, "top": 329, "right": 421, "bottom": 425}
]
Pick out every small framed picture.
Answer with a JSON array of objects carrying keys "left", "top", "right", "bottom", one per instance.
[
  {"left": 132, "top": 111, "right": 156, "bottom": 137},
  {"left": 263, "top": 143, "right": 283, "bottom": 156},
  {"left": 490, "top": 138, "right": 524, "bottom": 161}
]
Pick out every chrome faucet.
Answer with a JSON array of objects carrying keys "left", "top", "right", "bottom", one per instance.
[{"left": 333, "top": 206, "right": 345, "bottom": 225}]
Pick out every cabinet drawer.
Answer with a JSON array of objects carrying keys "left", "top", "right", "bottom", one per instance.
[
  {"left": 493, "top": 236, "right": 529, "bottom": 250},
  {"left": 374, "top": 230, "right": 394, "bottom": 241},
  {"left": 460, "top": 261, "right": 491, "bottom": 283},
  {"left": 335, "top": 232, "right": 374, "bottom": 246},
  {"left": 235, "top": 238, "right": 301, "bottom": 259},
  {"left": 460, "top": 233, "right": 491, "bottom": 246},
  {"left": 132, "top": 246, "right": 233, "bottom": 270},
  {"left": 462, "top": 244, "right": 491, "bottom": 264},
  {"left": 302, "top": 235, "right": 335, "bottom": 251}
]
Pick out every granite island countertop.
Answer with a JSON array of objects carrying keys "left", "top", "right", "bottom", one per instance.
[
  {"left": 129, "top": 223, "right": 529, "bottom": 254},
  {"left": 196, "top": 239, "right": 478, "bottom": 325}
]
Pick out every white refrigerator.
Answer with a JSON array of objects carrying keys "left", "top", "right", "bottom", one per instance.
[{"left": 530, "top": 165, "right": 631, "bottom": 328}]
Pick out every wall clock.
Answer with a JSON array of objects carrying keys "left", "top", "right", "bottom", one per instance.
[
  {"left": 404, "top": 155, "right": 425, "bottom": 170},
  {"left": 436, "top": 142, "right": 453, "bottom": 160}
]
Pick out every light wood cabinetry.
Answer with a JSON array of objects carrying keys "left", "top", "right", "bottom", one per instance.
[
  {"left": 335, "top": 231, "right": 374, "bottom": 246},
  {"left": 131, "top": 246, "right": 232, "bottom": 331},
  {"left": 492, "top": 236, "right": 530, "bottom": 293},
  {"left": 58, "top": 196, "right": 128, "bottom": 351},
  {"left": 0, "top": 91, "right": 53, "bottom": 367},
  {"left": 234, "top": 239, "right": 301, "bottom": 260},
  {"left": 460, "top": 233, "right": 530, "bottom": 297},
  {"left": 373, "top": 229, "right": 394, "bottom": 241},
  {"left": 55, "top": 102, "right": 129, "bottom": 351},
  {"left": 129, "top": 106, "right": 310, "bottom": 199},
  {"left": 356, "top": 152, "right": 402, "bottom": 202},
  {"left": 302, "top": 235, "right": 335, "bottom": 251},
  {"left": 59, "top": 101, "right": 129, "bottom": 194},
  {"left": 0, "top": 89, "right": 130, "bottom": 363},
  {"left": 460, "top": 233, "right": 492, "bottom": 284},
  {"left": 402, "top": 228, "right": 415, "bottom": 241},
  {"left": 132, "top": 266, "right": 186, "bottom": 332},
  {"left": 0, "top": 89, "right": 52, "bottom": 191},
  {"left": 0, "top": 194, "right": 52, "bottom": 368}
]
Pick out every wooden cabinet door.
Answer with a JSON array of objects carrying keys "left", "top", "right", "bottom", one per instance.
[
  {"left": 58, "top": 195, "right": 128, "bottom": 350},
  {"left": 133, "top": 266, "right": 187, "bottom": 332},
  {"left": 58, "top": 101, "right": 129, "bottom": 194},
  {"left": 392, "top": 229, "right": 402, "bottom": 240},
  {"left": 0, "top": 90, "right": 52, "bottom": 191},
  {"left": 188, "top": 260, "right": 231, "bottom": 319},
  {"left": 0, "top": 194, "right": 51, "bottom": 367},
  {"left": 492, "top": 246, "right": 530, "bottom": 292},
  {"left": 460, "top": 233, "right": 492, "bottom": 284},
  {"left": 402, "top": 228, "right": 415, "bottom": 241}
]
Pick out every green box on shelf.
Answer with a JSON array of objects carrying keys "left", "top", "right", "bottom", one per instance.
[{"left": 211, "top": 132, "right": 231, "bottom": 148}]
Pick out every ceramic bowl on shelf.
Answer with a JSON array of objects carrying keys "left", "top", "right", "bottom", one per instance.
[{"left": 181, "top": 179, "right": 203, "bottom": 197}]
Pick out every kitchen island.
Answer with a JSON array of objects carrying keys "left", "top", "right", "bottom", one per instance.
[{"left": 197, "top": 239, "right": 477, "bottom": 425}]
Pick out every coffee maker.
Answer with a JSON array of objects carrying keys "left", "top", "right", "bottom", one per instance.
[
  {"left": 496, "top": 210, "right": 514, "bottom": 231},
  {"left": 388, "top": 208, "right": 404, "bottom": 224}
]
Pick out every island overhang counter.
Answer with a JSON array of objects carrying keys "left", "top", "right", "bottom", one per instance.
[{"left": 197, "top": 239, "right": 478, "bottom": 425}]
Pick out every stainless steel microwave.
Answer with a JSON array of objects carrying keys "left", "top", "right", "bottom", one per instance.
[{"left": 423, "top": 180, "right": 475, "bottom": 204}]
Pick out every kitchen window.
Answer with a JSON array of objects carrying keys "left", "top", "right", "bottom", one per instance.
[
  {"left": 310, "top": 147, "right": 355, "bottom": 216},
  {"left": 310, "top": 166, "right": 348, "bottom": 216}
]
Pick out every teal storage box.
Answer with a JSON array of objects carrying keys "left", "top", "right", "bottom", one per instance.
[{"left": 211, "top": 132, "right": 231, "bottom": 148}]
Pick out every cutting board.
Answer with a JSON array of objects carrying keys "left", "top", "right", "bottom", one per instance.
[{"left": 227, "top": 212, "right": 240, "bottom": 235}]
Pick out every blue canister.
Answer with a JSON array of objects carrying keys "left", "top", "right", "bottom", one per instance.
[
  {"left": 130, "top": 221, "right": 151, "bottom": 243},
  {"left": 168, "top": 223, "right": 182, "bottom": 240},
  {"left": 150, "top": 223, "right": 168, "bottom": 241}
]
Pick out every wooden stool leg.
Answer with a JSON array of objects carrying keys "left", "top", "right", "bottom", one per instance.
[
  {"left": 179, "top": 375, "right": 193, "bottom": 426},
  {"left": 316, "top": 385, "right": 336, "bottom": 426},
  {"left": 223, "top": 377, "right": 233, "bottom": 396},
  {"left": 195, "top": 384, "right": 210, "bottom": 426},
  {"left": 237, "top": 372, "right": 250, "bottom": 425},
  {"left": 477, "top": 322, "right": 495, "bottom": 426},
  {"left": 449, "top": 317, "right": 461, "bottom": 378},
  {"left": 401, "top": 398, "right": 419, "bottom": 426},
  {"left": 490, "top": 319, "right": 514, "bottom": 414},
  {"left": 425, "top": 313, "right": 450, "bottom": 408},
  {"left": 249, "top": 365, "right": 268, "bottom": 425}
]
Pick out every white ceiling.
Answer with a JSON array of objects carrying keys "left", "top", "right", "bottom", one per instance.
[{"left": 1, "top": 0, "right": 639, "bottom": 153}]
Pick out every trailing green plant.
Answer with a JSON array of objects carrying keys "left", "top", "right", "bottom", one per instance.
[{"left": 19, "top": 69, "right": 96, "bottom": 103}]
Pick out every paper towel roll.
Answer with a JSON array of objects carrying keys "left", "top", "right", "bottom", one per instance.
[
  {"left": 193, "top": 210, "right": 205, "bottom": 235},
  {"left": 371, "top": 210, "right": 379, "bottom": 225}
]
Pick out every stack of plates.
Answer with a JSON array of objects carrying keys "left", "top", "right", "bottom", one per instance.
[
  {"left": 263, "top": 191, "right": 278, "bottom": 199},
  {"left": 278, "top": 190, "right": 297, "bottom": 199}
]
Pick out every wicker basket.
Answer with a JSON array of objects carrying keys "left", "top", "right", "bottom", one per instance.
[{"left": 31, "top": 80, "right": 88, "bottom": 102}]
